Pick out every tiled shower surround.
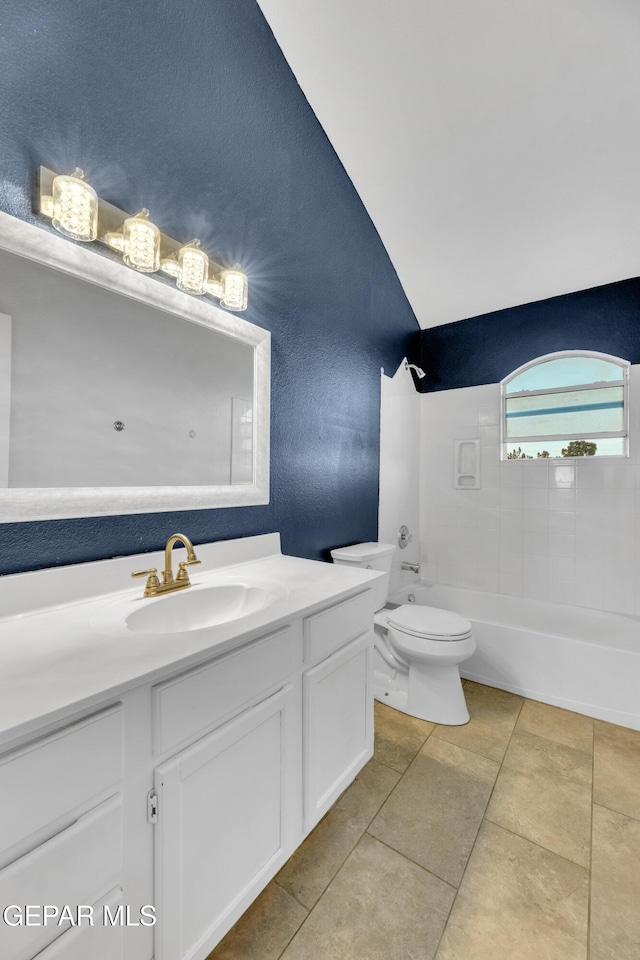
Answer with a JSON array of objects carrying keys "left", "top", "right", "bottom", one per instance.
[{"left": 419, "top": 366, "right": 640, "bottom": 616}]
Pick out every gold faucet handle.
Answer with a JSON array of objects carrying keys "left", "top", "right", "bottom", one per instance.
[
  {"left": 176, "top": 559, "right": 201, "bottom": 582},
  {"left": 132, "top": 567, "right": 158, "bottom": 578},
  {"left": 131, "top": 567, "right": 160, "bottom": 588}
]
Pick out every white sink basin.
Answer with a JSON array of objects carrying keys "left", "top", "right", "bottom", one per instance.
[
  {"left": 92, "top": 577, "right": 289, "bottom": 637},
  {"left": 127, "top": 584, "right": 274, "bottom": 635}
]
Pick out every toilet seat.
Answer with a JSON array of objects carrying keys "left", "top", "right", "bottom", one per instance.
[{"left": 386, "top": 604, "right": 472, "bottom": 643}]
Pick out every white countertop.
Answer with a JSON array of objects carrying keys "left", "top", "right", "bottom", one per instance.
[{"left": 0, "top": 534, "right": 382, "bottom": 746}]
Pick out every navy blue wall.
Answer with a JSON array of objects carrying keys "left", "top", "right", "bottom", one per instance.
[
  {"left": 419, "top": 278, "right": 640, "bottom": 392},
  {"left": 0, "top": 0, "right": 419, "bottom": 574}
]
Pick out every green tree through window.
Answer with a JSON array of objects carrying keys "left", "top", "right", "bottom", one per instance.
[{"left": 561, "top": 440, "right": 597, "bottom": 457}]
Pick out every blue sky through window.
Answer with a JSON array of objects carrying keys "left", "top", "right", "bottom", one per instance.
[{"left": 502, "top": 353, "right": 628, "bottom": 459}]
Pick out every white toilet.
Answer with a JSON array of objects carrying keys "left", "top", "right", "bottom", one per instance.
[{"left": 330, "top": 542, "right": 475, "bottom": 725}]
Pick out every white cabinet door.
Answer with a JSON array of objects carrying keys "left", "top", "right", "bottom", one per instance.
[
  {"left": 303, "top": 632, "right": 373, "bottom": 831},
  {"left": 153, "top": 683, "right": 300, "bottom": 960}
]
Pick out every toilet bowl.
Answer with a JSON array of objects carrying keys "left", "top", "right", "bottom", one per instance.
[{"left": 330, "top": 542, "right": 475, "bottom": 725}]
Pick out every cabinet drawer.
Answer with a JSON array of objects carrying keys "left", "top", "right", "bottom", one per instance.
[
  {"left": 0, "top": 706, "right": 123, "bottom": 855},
  {"left": 153, "top": 625, "right": 298, "bottom": 755},
  {"left": 28, "top": 888, "right": 124, "bottom": 960},
  {"left": 304, "top": 590, "right": 373, "bottom": 663},
  {"left": 0, "top": 795, "right": 123, "bottom": 960}
]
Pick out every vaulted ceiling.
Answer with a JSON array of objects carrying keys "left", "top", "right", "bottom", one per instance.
[{"left": 257, "top": 0, "right": 640, "bottom": 328}]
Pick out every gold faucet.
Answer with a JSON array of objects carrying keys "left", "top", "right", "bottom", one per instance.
[{"left": 132, "top": 533, "right": 201, "bottom": 597}]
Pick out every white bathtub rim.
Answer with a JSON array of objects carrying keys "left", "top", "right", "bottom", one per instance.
[
  {"left": 464, "top": 615, "right": 635, "bottom": 656},
  {"left": 388, "top": 579, "right": 639, "bottom": 731},
  {"left": 461, "top": 669, "right": 640, "bottom": 732},
  {"left": 390, "top": 581, "right": 640, "bottom": 654}
]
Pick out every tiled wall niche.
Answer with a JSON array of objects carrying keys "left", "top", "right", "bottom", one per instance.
[{"left": 419, "top": 366, "right": 640, "bottom": 616}]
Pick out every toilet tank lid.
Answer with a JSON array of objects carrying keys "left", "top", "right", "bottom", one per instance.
[{"left": 330, "top": 542, "right": 395, "bottom": 562}]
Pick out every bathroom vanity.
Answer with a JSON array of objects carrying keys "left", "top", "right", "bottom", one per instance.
[{"left": 0, "top": 534, "right": 381, "bottom": 960}]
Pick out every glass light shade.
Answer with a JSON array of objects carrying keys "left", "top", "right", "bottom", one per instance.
[
  {"left": 220, "top": 266, "right": 248, "bottom": 311},
  {"left": 51, "top": 169, "right": 98, "bottom": 242},
  {"left": 177, "top": 241, "right": 209, "bottom": 295},
  {"left": 205, "top": 278, "right": 223, "bottom": 298},
  {"left": 160, "top": 258, "right": 180, "bottom": 278},
  {"left": 104, "top": 231, "right": 125, "bottom": 253},
  {"left": 122, "top": 209, "right": 160, "bottom": 273}
]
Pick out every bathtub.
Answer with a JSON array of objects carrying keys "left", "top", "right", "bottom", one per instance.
[{"left": 388, "top": 582, "right": 640, "bottom": 731}]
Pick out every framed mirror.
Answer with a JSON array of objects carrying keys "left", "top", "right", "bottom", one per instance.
[{"left": 0, "top": 211, "right": 270, "bottom": 521}]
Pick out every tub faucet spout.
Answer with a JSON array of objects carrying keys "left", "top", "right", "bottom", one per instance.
[{"left": 401, "top": 561, "right": 420, "bottom": 574}]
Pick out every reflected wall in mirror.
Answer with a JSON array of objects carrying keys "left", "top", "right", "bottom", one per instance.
[
  {"left": 0, "top": 249, "right": 254, "bottom": 487},
  {"left": 0, "top": 212, "right": 270, "bottom": 521}
]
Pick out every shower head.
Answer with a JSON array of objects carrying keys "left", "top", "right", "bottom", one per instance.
[{"left": 404, "top": 360, "right": 426, "bottom": 380}]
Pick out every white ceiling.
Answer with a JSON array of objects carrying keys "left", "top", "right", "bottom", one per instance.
[{"left": 257, "top": 0, "right": 640, "bottom": 328}]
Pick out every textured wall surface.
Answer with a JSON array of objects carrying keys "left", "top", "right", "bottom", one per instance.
[
  {"left": 419, "top": 278, "right": 640, "bottom": 392},
  {"left": 0, "top": 0, "right": 419, "bottom": 574}
]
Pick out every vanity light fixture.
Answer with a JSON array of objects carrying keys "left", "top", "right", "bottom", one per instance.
[
  {"left": 105, "top": 209, "right": 161, "bottom": 273},
  {"left": 160, "top": 244, "right": 249, "bottom": 310},
  {"left": 221, "top": 266, "right": 249, "bottom": 312},
  {"left": 161, "top": 239, "right": 210, "bottom": 295},
  {"left": 36, "top": 165, "right": 249, "bottom": 310},
  {"left": 40, "top": 168, "right": 98, "bottom": 242}
]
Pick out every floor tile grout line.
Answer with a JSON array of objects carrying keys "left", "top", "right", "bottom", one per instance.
[
  {"left": 369, "top": 733, "right": 471, "bottom": 955},
  {"left": 372, "top": 756, "right": 414, "bottom": 775},
  {"left": 482, "top": 814, "right": 591, "bottom": 871},
  {"left": 275, "top": 741, "right": 442, "bottom": 958},
  {"left": 372, "top": 736, "right": 433, "bottom": 775},
  {"left": 481, "top": 706, "right": 596, "bottom": 872},
  {"left": 274, "top": 756, "right": 410, "bottom": 939},
  {"left": 591, "top": 798, "right": 640, "bottom": 824},
  {"left": 273, "top": 902, "right": 309, "bottom": 960},
  {"left": 273, "top": 876, "right": 311, "bottom": 913},
  {"left": 362, "top": 829, "right": 459, "bottom": 893},
  {"left": 373, "top": 704, "right": 435, "bottom": 770},
  {"left": 514, "top": 724, "right": 594, "bottom": 757},
  {"left": 587, "top": 711, "right": 595, "bottom": 960},
  {"left": 374, "top": 724, "right": 436, "bottom": 779},
  {"left": 279, "top": 727, "right": 458, "bottom": 960},
  {"left": 429, "top": 720, "right": 515, "bottom": 765},
  {"left": 275, "top": 864, "right": 333, "bottom": 958},
  {"left": 218, "top": 689, "right": 639, "bottom": 960},
  {"left": 431, "top": 690, "right": 526, "bottom": 960}
]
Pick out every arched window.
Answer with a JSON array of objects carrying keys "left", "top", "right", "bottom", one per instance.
[{"left": 501, "top": 351, "right": 629, "bottom": 460}]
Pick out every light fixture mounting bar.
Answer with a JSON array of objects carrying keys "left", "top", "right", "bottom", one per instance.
[{"left": 36, "top": 166, "right": 226, "bottom": 275}]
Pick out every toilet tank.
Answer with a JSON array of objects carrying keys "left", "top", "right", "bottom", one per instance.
[{"left": 329, "top": 542, "right": 395, "bottom": 612}]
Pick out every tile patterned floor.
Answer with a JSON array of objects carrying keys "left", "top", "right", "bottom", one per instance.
[{"left": 207, "top": 681, "right": 640, "bottom": 960}]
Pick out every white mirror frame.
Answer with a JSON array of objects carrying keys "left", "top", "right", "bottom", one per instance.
[{"left": 0, "top": 211, "right": 270, "bottom": 521}]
